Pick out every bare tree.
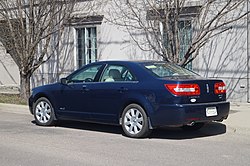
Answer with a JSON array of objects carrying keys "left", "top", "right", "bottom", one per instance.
[
  {"left": 106, "top": 0, "right": 248, "bottom": 66},
  {"left": 0, "top": 0, "right": 76, "bottom": 100}
]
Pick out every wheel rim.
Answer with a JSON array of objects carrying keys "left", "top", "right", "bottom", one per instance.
[
  {"left": 124, "top": 108, "right": 144, "bottom": 135},
  {"left": 35, "top": 101, "right": 52, "bottom": 124}
]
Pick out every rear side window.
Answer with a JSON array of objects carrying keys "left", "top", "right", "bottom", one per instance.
[
  {"left": 100, "top": 65, "right": 136, "bottom": 82},
  {"left": 142, "top": 62, "right": 198, "bottom": 78}
]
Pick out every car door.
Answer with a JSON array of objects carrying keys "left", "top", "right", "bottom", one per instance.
[
  {"left": 58, "top": 64, "right": 103, "bottom": 120},
  {"left": 87, "top": 64, "right": 138, "bottom": 123}
]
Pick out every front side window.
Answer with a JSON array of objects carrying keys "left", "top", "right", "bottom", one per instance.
[
  {"left": 100, "top": 65, "right": 136, "bottom": 82},
  {"left": 68, "top": 65, "right": 101, "bottom": 83},
  {"left": 77, "top": 27, "right": 97, "bottom": 68}
]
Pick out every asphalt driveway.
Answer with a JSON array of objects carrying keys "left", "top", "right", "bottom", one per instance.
[{"left": 0, "top": 103, "right": 250, "bottom": 166}]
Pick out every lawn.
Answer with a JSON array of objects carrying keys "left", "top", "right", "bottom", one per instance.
[{"left": 0, "top": 93, "right": 27, "bottom": 105}]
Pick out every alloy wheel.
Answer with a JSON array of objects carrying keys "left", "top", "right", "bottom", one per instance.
[
  {"left": 35, "top": 101, "right": 52, "bottom": 124},
  {"left": 124, "top": 108, "right": 144, "bottom": 135},
  {"left": 122, "top": 104, "right": 151, "bottom": 138},
  {"left": 33, "top": 97, "right": 55, "bottom": 126}
]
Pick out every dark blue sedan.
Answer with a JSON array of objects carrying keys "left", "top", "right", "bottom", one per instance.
[{"left": 29, "top": 61, "right": 230, "bottom": 138}]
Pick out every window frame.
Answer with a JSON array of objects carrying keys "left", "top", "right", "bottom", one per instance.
[{"left": 75, "top": 26, "right": 97, "bottom": 69}]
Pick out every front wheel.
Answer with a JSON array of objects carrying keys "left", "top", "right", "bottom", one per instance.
[
  {"left": 33, "top": 97, "right": 55, "bottom": 126},
  {"left": 121, "top": 104, "right": 151, "bottom": 138}
]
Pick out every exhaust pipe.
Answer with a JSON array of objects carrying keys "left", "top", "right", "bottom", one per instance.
[{"left": 187, "top": 121, "right": 195, "bottom": 126}]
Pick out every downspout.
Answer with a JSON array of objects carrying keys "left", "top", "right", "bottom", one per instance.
[{"left": 247, "top": 0, "right": 250, "bottom": 103}]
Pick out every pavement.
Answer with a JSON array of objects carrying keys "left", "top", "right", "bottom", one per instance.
[
  {"left": 225, "top": 102, "right": 250, "bottom": 133},
  {"left": 0, "top": 102, "right": 249, "bottom": 132}
]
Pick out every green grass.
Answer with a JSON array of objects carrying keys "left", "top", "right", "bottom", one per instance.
[{"left": 0, "top": 93, "right": 27, "bottom": 105}]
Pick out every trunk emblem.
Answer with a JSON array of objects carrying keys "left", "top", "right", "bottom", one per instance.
[
  {"left": 190, "top": 98, "right": 196, "bottom": 103},
  {"left": 206, "top": 84, "right": 210, "bottom": 93}
]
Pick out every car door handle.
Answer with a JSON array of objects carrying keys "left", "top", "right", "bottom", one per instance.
[
  {"left": 119, "top": 87, "right": 128, "bottom": 93},
  {"left": 82, "top": 85, "right": 90, "bottom": 92}
]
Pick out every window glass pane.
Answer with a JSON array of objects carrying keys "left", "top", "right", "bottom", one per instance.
[
  {"left": 123, "top": 70, "right": 136, "bottom": 81},
  {"left": 163, "top": 19, "right": 192, "bottom": 69},
  {"left": 69, "top": 65, "right": 101, "bottom": 83},
  {"left": 142, "top": 62, "right": 197, "bottom": 78},
  {"left": 77, "top": 29, "right": 85, "bottom": 68},
  {"left": 101, "top": 65, "right": 136, "bottom": 82},
  {"left": 76, "top": 27, "right": 97, "bottom": 68}
]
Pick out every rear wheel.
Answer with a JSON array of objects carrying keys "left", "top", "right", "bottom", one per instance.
[
  {"left": 121, "top": 104, "right": 151, "bottom": 138},
  {"left": 181, "top": 122, "right": 205, "bottom": 131},
  {"left": 33, "top": 97, "right": 55, "bottom": 126}
]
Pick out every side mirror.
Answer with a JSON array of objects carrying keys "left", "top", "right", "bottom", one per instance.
[{"left": 60, "top": 78, "right": 68, "bottom": 85}]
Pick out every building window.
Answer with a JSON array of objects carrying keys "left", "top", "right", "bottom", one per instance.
[
  {"left": 178, "top": 20, "right": 192, "bottom": 69},
  {"left": 76, "top": 27, "right": 97, "bottom": 68},
  {"left": 147, "top": 6, "right": 200, "bottom": 70},
  {"left": 162, "top": 19, "right": 192, "bottom": 69}
]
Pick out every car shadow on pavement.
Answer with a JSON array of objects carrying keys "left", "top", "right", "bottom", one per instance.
[
  {"left": 31, "top": 121, "right": 226, "bottom": 139},
  {"left": 149, "top": 122, "right": 226, "bottom": 139},
  {"left": 55, "top": 120, "right": 123, "bottom": 135}
]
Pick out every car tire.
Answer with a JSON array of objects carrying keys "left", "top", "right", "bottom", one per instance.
[
  {"left": 33, "top": 97, "right": 55, "bottom": 126},
  {"left": 181, "top": 122, "right": 205, "bottom": 131},
  {"left": 121, "top": 104, "right": 151, "bottom": 138}
]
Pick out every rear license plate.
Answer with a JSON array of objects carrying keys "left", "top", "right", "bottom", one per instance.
[{"left": 206, "top": 107, "right": 218, "bottom": 117}]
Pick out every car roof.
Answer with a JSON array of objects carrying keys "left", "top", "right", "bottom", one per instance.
[{"left": 95, "top": 60, "right": 166, "bottom": 65}]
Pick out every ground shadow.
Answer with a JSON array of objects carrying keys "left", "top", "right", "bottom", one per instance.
[
  {"left": 57, "top": 120, "right": 123, "bottom": 135},
  {"left": 149, "top": 122, "right": 226, "bottom": 139},
  {"left": 32, "top": 120, "right": 226, "bottom": 140},
  {"left": 31, "top": 120, "right": 123, "bottom": 135}
]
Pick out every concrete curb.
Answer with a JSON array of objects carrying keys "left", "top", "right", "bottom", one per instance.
[{"left": 230, "top": 102, "right": 250, "bottom": 112}]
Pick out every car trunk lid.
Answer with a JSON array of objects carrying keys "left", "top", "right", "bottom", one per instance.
[{"left": 163, "top": 76, "right": 227, "bottom": 104}]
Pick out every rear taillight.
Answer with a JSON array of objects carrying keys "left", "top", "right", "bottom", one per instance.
[
  {"left": 214, "top": 82, "right": 226, "bottom": 94},
  {"left": 165, "top": 84, "right": 200, "bottom": 96}
]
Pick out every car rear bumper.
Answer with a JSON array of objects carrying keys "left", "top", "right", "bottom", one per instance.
[{"left": 150, "top": 101, "right": 230, "bottom": 127}]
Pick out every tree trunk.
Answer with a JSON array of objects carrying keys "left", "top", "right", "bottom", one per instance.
[{"left": 20, "top": 73, "right": 31, "bottom": 101}]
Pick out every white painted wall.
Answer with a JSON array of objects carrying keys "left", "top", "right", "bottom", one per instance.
[
  {"left": 193, "top": 2, "right": 248, "bottom": 102},
  {"left": 0, "top": 46, "right": 19, "bottom": 85},
  {"left": 0, "top": 0, "right": 249, "bottom": 102}
]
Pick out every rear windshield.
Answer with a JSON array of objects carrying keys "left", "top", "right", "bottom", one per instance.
[{"left": 141, "top": 62, "right": 198, "bottom": 78}]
